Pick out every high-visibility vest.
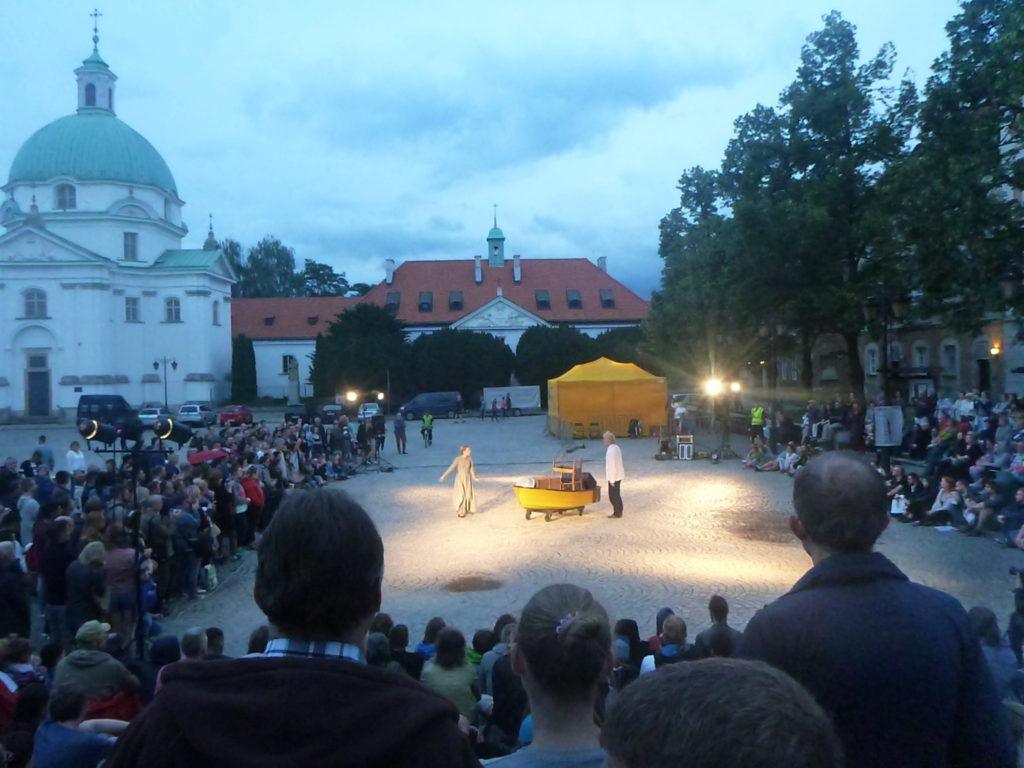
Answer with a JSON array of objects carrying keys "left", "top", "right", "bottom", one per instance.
[{"left": 750, "top": 406, "right": 765, "bottom": 426}]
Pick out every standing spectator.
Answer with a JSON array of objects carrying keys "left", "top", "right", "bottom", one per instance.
[
  {"left": 420, "top": 628, "right": 479, "bottom": 720},
  {"left": 239, "top": 467, "right": 264, "bottom": 548},
  {"left": 65, "top": 442, "right": 87, "bottom": 475},
  {"left": 0, "top": 542, "right": 29, "bottom": 640},
  {"left": 40, "top": 517, "right": 76, "bottom": 651},
  {"left": 740, "top": 452, "right": 1013, "bottom": 768},
  {"left": 603, "top": 659, "right": 842, "bottom": 768},
  {"left": 208, "top": 471, "right": 236, "bottom": 563},
  {"left": 107, "top": 489, "right": 480, "bottom": 767},
  {"left": 694, "top": 595, "right": 743, "bottom": 659},
  {"left": 102, "top": 526, "right": 137, "bottom": 655},
  {"left": 36, "top": 436, "right": 55, "bottom": 473},
  {"left": 31, "top": 685, "right": 127, "bottom": 766},
  {"left": 65, "top": 542, "right": 106, "bottom": 640},
  {"left": 17, "top": 479, "right": 39, "bottom": 549},
  {"left": 489, "top": 584, "right": 610, "bottom": 767},
  {"left": 394, "top": 413, "right": 408, "bottom": 455},
  {"left": 604, "top": 432, "right": 625, "bottom": 519},
  {"left": 140, "top": 496, "right": 174, "bottom": 611}
]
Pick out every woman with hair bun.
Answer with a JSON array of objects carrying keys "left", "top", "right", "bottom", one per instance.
[{"left": 491, "top": 583, "right": 611, "bottom": 767}]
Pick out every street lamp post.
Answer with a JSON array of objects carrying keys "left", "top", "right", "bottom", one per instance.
[{"left": 153, "top": 357, "right": 178, "bottom": 410}]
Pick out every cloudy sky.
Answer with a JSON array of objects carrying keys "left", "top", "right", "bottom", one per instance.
[{"left": 2, "top": 0, "right": 961, "bottom": 296}]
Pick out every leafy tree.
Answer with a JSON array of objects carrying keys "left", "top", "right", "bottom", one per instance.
[
  {"left": 234, "top": 236, "right": 302, "bottom": 298},
  {"left": 220, "top": 239, "right": 245, "bottom": 298},
  {"left": 349, "top": 282, "right": 374, "bottom": 296},
  {"left": 230, "top": 334, "right": 257, "bottom": 402},
  {"left": 592, "top": 327, "right": 652, "bottom": 369},
  {"left": 410, "top": 330, "right": 515, "bottom": 406},
  {"left": 309, "top": 304, "right": 410, "bottom": 400},
  {"left": 514, "top": 325, "right": 595, "bottom": 405},
  {"left": 301, "top": 259, "right": 349, "bottom": 297}
]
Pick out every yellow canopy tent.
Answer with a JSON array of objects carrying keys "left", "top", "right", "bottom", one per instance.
[{"left": 547, "top": 357, "right": 668, "bottom": 437}]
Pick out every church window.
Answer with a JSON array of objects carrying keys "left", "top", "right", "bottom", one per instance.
[
  {"left": 163, "top": 199, "right": 172, "bottom": 221},
  {"left": 55, "top": 184, "right": 76, "bottom": 210},
  {"left": 448, "top": 291, "right": 464, "bottom": 311},
  {"left": 282, "top": 355, "right": 297, "bottom": 375},
  {"left": 125, "top": 297, "right": 140, "bottom": 322},
  {"left": 599, "top": 289, "right": 615, "bottom": 309},
  {"left": 123, "top": 232, "right": 139, "bottom": 261},
  {"left": 535, "top": 290, "right": 550, "bottom": 310},
  {"left": 85, "top": 83, "right": 96, "bottom": 107},
  {"left": 566, "top": 289, "right": 583, "bottom": 309},
  {"left": 418, "top": 292, "right": 433, "bottom": 312},
  {"left": 213, "top": 301, "right": 220, "bottom": 326},
  {"left": 386, "top": 292, "right": 401, "bottom": 312},
  {"left": 23, "top": 289, "right": 47, "bottom": 319},
  {"left": 164, "top": 297, "right": 181, "bottom": 323}
]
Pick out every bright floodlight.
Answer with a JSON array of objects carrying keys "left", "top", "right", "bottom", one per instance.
[
  {"left": 704, "top": 379, "right": 723, "bottom": 396},
  {"left": 376, "top": 392, "right": 385, "bottom": 401},
  {"left": 345, "top": 390, "right": 358, "bottom": 403},
  {"left": 729, "top": 381, "right": 742, "bottom": 393}
]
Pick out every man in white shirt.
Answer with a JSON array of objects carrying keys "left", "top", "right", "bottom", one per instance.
[
  {"left": 65, "top": 441, "right": 87, "bottom": 474},
  {"left": 604, "top": 432, "right": 625, "bottom": 519}
]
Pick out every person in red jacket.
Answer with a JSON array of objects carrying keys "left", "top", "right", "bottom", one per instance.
[
  {"left": 108, "top": 488, "right": 481, "bottom": 768},
  {"left": 238, "top": 466, "right": 265, "bottom": 545}
]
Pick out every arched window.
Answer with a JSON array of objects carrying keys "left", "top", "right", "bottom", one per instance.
[
  {"left": 23, "top": 289, "right": 47, "bottom": 319},
  {"left": 912, "top": 342, "right": 929, "bottom": 369},
  {"left": 164, "top": 297, "right": 181, "bottom": 322},
  {"left": 212, "top": 301, "right": 220, "bottom": 326},
  {"left": 864, "top": 343, "right": 879, "bottom": 376},
  {"left": 54, "top": 184, "right": 76, "bottom": 210},
  {"left": 85, "top": 83, "right": 96, "bottom": 107},
  {"left": 282, "top": 355, "right": 298, "bottom": 375},
  {"left": 888, "top": 341, "right": 903, "bottom": 363}
]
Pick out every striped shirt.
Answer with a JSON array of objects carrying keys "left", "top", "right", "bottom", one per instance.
[{"left": 264, "top": 638, "right": 366, "bottom": 664}]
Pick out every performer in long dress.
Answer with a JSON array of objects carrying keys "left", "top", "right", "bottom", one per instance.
[{"left": 439, "top": 445, "right": 478, "bottom": 518}]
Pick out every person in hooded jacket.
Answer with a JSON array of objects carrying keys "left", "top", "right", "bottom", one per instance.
[{"left": 107, "top": 488, "right": 480, "bottom": 768}]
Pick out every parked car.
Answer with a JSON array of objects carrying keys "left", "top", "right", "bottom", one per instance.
[
  {"left": 219, "top": 404, "right": 254, "bottom": 426},
  {"left": 398, "top": 391, "right": 463, "bottom": 420},
  {"left": 76, "top": 395, "right": 140, "bottom": 431},
  {"left": 177, "top": 402, "right": 217, "bottom": 428},
  {"left": 284, "top": 404, "right": 310, "bottom": 424},
  {"left": 319, "top": 403, "right": 347, "bottom": 422},
  {"left": 357, "top": 402, "right": 381, "bottom": 419},
  {"left": 138, "top": 406, "right": 172, "bottom": 426}
]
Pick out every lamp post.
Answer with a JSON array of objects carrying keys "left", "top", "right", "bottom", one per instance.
[
  {"left": 153, "top": 357, "right": 178, "bottom": 410},
  {"left": 862, "top": 292, "right": 910, "bottom": 404}
]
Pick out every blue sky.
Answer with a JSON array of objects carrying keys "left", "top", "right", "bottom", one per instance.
[{"left": 1, "top": 0, "right": 961, "bottom": 296}]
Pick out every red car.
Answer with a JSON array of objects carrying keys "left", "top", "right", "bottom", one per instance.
[{"left": 219, "top": 404, "right": 254, "bottom": 426}]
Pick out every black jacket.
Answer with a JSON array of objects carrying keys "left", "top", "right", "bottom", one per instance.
[{"left": 740, "top": 551, "right": 1013, "bottom": 768}]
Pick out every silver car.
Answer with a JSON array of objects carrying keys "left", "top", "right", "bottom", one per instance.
[
  {"left": 177, "top": 402, "right": 217, "bottom": 427},
  {"left": 139, "top": 406, "right": 171, "bottom": 426}
]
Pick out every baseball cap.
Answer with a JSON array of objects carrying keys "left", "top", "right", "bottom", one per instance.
[{"left": 75, "top": 620, "right": 111, "bottom": 644}]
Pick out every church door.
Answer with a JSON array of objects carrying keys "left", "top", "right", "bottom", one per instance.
[{"left": 25, "top": 353, "right": 51, "bottom": 417}]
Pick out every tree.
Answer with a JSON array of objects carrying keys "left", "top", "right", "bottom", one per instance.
[
  {"left": 301, "top": 259, "right": 349, "bottom": 297},
  {"left": 230, "top": 335, "right": 257, "bottom": 402},
  {"left": 235, "top": 236, "right": 302, "bottom": 298},
  {"left": 309, "top": 304, "right": 410, "bottom": 400},
  {"left": 410, "top": 330, "right": 515, "bottom": 407},
  {"left": 592, "top": 327, "right": 651, "bottom": 369},
  {"left": 514, "top": 325, "right": 595, "bottom": 405},
  {"left": 349, "top": 282, "right": 374, "bottom": 297},
  {"left": 221, "top": 239, "right": 245, "bottom": 298}
]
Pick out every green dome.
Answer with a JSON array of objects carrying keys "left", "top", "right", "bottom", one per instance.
[
  {"left": 487, "top": 226, "right": 505, "bottom": 240},
  {"left": 8, "top": 110, "right": 177, "bottom": 195}
]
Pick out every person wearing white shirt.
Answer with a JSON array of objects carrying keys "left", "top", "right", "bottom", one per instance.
[
  {"left": 65, "top": 441, "right": 87, "bottom": 474},
  {"left": 604, "top": 432, "right": 625, "bottom": 519}
]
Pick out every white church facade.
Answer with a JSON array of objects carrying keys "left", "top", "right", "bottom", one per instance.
[{"left": 0, "top": 32, "right": 234, "bottom": 420}]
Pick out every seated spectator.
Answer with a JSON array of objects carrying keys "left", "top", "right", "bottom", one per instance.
[
  {"left": 743, "top": 436, "right": 769, "bottom": 469},
  {"left": 612, "top": 619, "right": 647, "bottom": 670},
  {"left": 968, "top": 607, "right": 1020, "bottom": 702},
  {"left": 478, "top": 616, "right": 515, "bottom": 696},
  {"left": 0, "top": 542, "right": 29, "bottom": 641},
  {"left": 640, "top": 615, "right": 697, "bottom": 672},
  {"left": 0, "top": 636, "right": 46, "bottom": 688},
  {"left": 38, "top": 644, "right": 63, "bottom": 689},
  {"left": 961, "top": 480, "right": 1005, "bottom": 534},
  {"left": 52, "top": 622, "right": 139, "bottom": 704},
  {"left": 32, "top": 685, "right": 127, "bottom": 767},
  {"left": 366, "top": 632, "right": 404, "bottom": 676},
  {"left": 204, "top": 627, "right": 229, "bottom": 660},
  {"left": 740, "top": 452, "right": 1013, "bottom": 767},
  {"left": 919, "top": 475, "right": 961, "bottom": 526},
  {"left": 694, "top": 595, "right": 743, "bottom": 659},
  {"left": 389, "top": 624, "right": 425, "bottom": 680},
  {"left": 605, "top": 637, "right": 639, "bottom": 714},
  {"left": 245, "top": 625, "right": 270, "bottom": 656},
  {"left": 645, "top": 608, "right": 674, "bottom": 655},
  {"left": 107, "top": 488, "right": 479, "bottom": 767},
  {"left": 994, "top": 488, "right": 1024, "bottom": 547},
  {"left": 603, "top": 658, "right": 843, "bottom": 768},
  {"left": 1, "top": 681, "right": 48, "bottom": 768},
  {"left": 489, "top": 583, "right": 610, "bottom": 767},
  {"left": 141, "top": 636, "right": 180, "bottom": 703},
  {"left": 416, "top": 617, "right": 446, "bottom": 659},
  {"left": 369, "top": 612, "right": 395, "bottom": 637},
  {"left": 469, "top": 630, "right": 494, "bottom": 668},
  {"left": 421, "top": 628, "right": 479, "bottom": 720}
]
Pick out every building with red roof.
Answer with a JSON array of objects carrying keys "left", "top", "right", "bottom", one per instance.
[{"left": 232, "top": 220, "right": 649, "bottom": 398}]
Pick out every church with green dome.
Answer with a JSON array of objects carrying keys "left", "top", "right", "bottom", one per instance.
[{"left": 0, "top": 28, "right": 235, "bottom": 419}]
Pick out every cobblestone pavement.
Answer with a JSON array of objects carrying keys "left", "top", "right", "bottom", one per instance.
[{"left": 146, "top": 415, "right": 1024, "bottom": 655}]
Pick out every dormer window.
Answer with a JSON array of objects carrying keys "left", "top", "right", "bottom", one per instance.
[
  {"left": 418, "top": 292, "right": 434, "bottom": 312},
  {"left": 599, "top": 289, "right": 615, "bottom": 309},
  {"left": 386, "top": 292, "right": 401, "bottom": 312},
  {"left": 448, "top": 291, "right": 464, "bottom": 311},
  {"left": 123, "top": 232, "right": 138, "bottom": 261},
  {"left": 85, "top": 83, "right": 96, "bottom": 107},
  {"left": 54, "top": 184, "right": 76, "bottom": 211},
  {"left": 566, "top": 289, "right": 583, "bottom": 309},
  {"left": 535, "top": 290, "right": 551, "bottom": 310},
  {"left": 263, "top": 316, "right": 275, "bottom": 326},
  {"left": 307, "top": 316, "right": 319, "bottom": 326}
]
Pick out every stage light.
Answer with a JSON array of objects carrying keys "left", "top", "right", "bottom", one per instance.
[
  {"left": 376, "top": 392, "right": 385, "bottom": 401},
  {"left": 78, "top": 419, "right": 117, "bottom": 445},
  {"left": 345, "top": 390, "right": 358, "bottom": 403},
  {"left": 704, "top": 379, "right": 723, "bottom": 396},
  {"left": 729, "top": 381, "right": 742, "bottom": 393},
  {"left": 154, "top": 417, "right": 193, "bottom": 446}
]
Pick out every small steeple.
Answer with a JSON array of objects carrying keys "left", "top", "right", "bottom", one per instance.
[
  {"left": 203, "top": 213, "right": 218, "bottom": 251},
  {"left": 76, "top": 8, "right": 117, "bottom": 114},
  {"left": 487, "top": 205, "right": 505, "bottom": 268},
  {"left": 24, "top": 194, "right": 44, "bottom": 228}
]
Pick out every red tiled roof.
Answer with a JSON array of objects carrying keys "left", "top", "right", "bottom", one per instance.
[
  {"left": 231, "top": 296, "right": 362, "bottom": 339},
  {"left": 365, "top": 257, "right": 649, "bottom": 324},
  {"left": 231, "top": 258, "right": 649, "bottom": 340}
]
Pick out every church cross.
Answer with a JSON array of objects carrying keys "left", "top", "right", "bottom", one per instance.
[
  {"left": 493, "top": 203, "right": 498, "bottom": 227},
  {"left": 90, "top": 8, "right": 102, "bottom": 47}
]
